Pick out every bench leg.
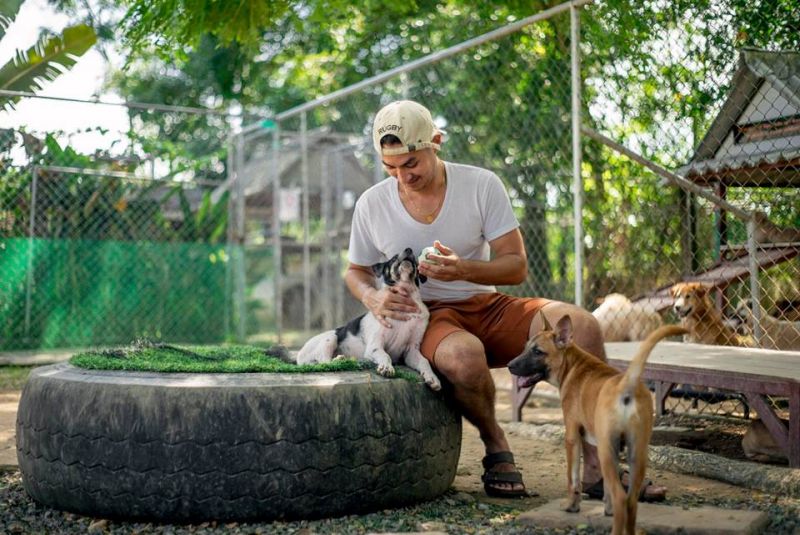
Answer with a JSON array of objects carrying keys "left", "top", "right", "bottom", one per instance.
[
  {"left": 511, "top": 378, "right": 534, "bottom": 422},
  {"left": 654, "top": 382, "right": 675, "bottom": 416},
  {"left": 744, "top": 392, "right": 791, "bottom": 463}
]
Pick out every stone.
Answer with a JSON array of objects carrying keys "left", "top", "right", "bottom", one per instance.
[{"left": 517, "top": 499, "right": 769, "bottom": 534}]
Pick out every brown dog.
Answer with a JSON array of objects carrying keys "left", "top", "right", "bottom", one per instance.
[
  {"left": 671, "top": 282, "right": 754, "bottom": 347},
  {"left": 508, "top": 314, "right": 686, "bottom": 535}
]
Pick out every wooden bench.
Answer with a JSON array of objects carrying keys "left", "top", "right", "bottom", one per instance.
[{"left": 510, "top": 341, "right": 800, "bottom": 468}]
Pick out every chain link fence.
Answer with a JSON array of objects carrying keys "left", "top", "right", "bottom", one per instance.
[
  {"left": 0, "top": 98, "right": 236, "bottom": 350},
  {"left": 232, "top": 0, "right": 798, "bottom": 424},
  {"left": 2, "top": 0, "right": 797, "bottom": 429}
]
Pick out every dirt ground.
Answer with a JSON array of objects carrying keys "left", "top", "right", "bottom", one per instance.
[
  {"left": 0, "top": 369, "right": 777, "bottom": 506},
  {"left": 453, "top": 368, "right": 763, "bottom": 507}
]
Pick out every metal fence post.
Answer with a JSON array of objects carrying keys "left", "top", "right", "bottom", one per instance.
[
  {"left": 272, "top": 124, "right": 283, "bottom": 343},
  {"left": 747, "top": 218, "right": 762, "bottom": 343},
  {"left": 234, "top": 133, "right": 247, "bottom": 342},
  {"left": 301, "top": 111, "right": 311, "bottom": 335},
  {"left": 571, "top": 3, "right": 584, "bottom": 307},
  {"left": 24, "top": 167, "right": 38, "bottom": 341}
]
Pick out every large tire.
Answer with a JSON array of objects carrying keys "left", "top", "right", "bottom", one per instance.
[{"left": 16, "top": 363, "right": 462, "bottom": 522}]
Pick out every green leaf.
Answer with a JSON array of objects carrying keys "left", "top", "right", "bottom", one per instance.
[
  {"left": 0, "top": 0, "right": 24, "bottom": 41},
  {"left": 0, "top": 23, "right": 97, "bottom": 109}
]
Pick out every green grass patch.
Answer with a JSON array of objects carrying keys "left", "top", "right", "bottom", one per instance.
[
  {"left": 69, "top": 342, "right": 422, "bottom": 383},
  {"left": 0, "top": 365, "right": 35, "bottom": 390}
]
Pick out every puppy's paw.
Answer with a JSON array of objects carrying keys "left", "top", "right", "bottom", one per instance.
[
  {"left": 423, "top": 372, "right": 442, "bottom": 391},
  {"left": 332, "top": 354, "right": 355, "bottom": 362},
  {"left": 376, "top": 362, "right": 396, "bottom": 377}
]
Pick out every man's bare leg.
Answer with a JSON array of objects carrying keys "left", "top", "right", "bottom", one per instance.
[{"left": 434, "top": 331, "right": 524, "bottom": 494}]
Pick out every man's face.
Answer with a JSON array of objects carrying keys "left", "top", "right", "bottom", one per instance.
[{"left": 381, "top": 147, "right": 438, "bottom": 192}]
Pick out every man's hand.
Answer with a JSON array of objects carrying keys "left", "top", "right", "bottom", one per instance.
[
  {"left": 362, "top": 286, "right": 419, "bottom": 328},
  {"left": 419, "top": 240, "right": 465, "bottom": 282}
]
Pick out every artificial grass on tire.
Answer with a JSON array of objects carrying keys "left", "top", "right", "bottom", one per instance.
[
  {"left": 70, "top": 342, "right": 362, "bottom": 373},
  {"left": 69, "top": 341, "right": 424, "bottom": 382}
]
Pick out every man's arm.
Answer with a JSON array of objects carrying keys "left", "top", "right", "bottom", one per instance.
[
  {"left": 419, "top": 229, "right": 527, "bottom": 286},
  {"left": 345, "top": 263, "right": 420, "bottom": 328}
]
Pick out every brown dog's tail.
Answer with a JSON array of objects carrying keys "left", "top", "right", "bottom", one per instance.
[{"left": 623, "top": 325, "right": 687, "bottom": 390}]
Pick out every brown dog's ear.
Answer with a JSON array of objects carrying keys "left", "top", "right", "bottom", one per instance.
[
  {"left": 555, "top": 315, "right": 573, "bottom": 349},
  {"left": 696, "top": 283, "right": 711, "bottom": 296}
]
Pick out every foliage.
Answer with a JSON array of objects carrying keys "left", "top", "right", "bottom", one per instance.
[
  {"left": 61, "top": 0, "right": 800, "bottom": 304},
  {"left": 0, "top": 365, "right": 33, "bottom": 390},
  {"left": 0, "top": 0, "right": 97, "bottom": 109}
]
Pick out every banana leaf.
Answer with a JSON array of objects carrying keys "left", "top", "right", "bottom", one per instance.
[
  {"left": 0, "top": 0, "right": 24, "bottom": 42},
  {"left": 0, "top": 23, "right": 97, "bottom": 110}
]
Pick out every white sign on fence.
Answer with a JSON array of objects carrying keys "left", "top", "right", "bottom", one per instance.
[{"left": 279, "top": 188, "right": 301, "bottom": 222}]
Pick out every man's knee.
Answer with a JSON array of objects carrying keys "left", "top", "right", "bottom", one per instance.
[
  {"left": 434, "top": 334, "right": 491, "bottom": 387},
  {"left": 534, "top": 301, "right": 606, "bottom": 361}
]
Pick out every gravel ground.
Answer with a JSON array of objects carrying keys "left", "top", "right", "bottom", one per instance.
[
  {"left": 2, "top": 368, "right": 799, "bottom": 534},
  {"left": 1, "top": 469, "right": 799, "bottom": 534}
]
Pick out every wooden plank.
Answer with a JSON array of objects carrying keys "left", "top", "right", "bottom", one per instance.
[{"left": 606, "top": 341, "right": 800, "bottom": 382}]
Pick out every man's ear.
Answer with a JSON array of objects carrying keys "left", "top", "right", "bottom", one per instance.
[{"left": 555, "top": 315, "right": 573, "bottom": 349}]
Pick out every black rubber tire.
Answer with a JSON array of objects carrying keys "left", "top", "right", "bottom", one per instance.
[{"left": 16, "top": 363, "right": 462, "bottom": 522}]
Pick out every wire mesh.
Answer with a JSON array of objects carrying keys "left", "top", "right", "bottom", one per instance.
[
  {"left": 0, "top": 100, "right": 235, "bottom": 350},
  {"left": 1, "top": 1, "right": 798, "bottom": 429},
  {"left": 232, "top": 1, "right": 799, "bottom": 423}
]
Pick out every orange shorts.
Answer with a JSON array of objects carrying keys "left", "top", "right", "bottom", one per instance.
[{"left": 420, "top": 292, "right": 551, "bottom": 369}]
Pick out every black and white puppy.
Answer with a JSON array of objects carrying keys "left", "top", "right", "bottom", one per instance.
[{"left": 296, "top": 248, "right": 441, "bottom": 390}]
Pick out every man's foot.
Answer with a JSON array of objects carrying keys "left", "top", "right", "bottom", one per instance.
[
  {"left": 582, "top": 470, "right": 667, "bottom": 502},
  {"left": 481, "top": 451, "right": 528, "bottom": 498}
]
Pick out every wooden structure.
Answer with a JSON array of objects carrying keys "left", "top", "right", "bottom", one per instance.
[
  {"left": 511, "top": 341, "right": 800, "bottom": 467},
  {"left": 511, "top": 50, "right": 800, "bottom": 456},
  {"left": 634, "top": 48, "right": 800, "bottom": 309}
]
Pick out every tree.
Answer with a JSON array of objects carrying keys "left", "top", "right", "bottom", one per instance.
[
  {"left": 0, "top": 0, "right": 96, "bottom": 109},
  {"left": 100, "top": 0, "right": 800, "bottom": 301}
]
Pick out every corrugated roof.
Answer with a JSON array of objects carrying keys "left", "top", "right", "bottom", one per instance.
[{"left": 677, "top": 48, "right": 800, "bottom": 185}]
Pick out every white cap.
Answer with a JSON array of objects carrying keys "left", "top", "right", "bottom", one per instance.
[{"left": 372, "top": 100, "right": 441, "bottom": 156}]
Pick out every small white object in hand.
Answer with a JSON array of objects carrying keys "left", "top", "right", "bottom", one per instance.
[{"left": 418, "top": 246, "right": 442, "bottom": 265}]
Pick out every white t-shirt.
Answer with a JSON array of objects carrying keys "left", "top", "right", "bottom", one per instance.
[{"left": 348, "top": 161, "right": 520, "bottom": 301}]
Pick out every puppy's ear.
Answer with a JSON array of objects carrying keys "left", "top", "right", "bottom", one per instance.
[
  {"left": 540, "top": 312, "right": 553, "bottom": 333},
  {"left": 697, "top": 284, "right": 711, "bottom": 296},
  {"left": 371, "top": 261, "right": 385, "bottom": 276},
  {"left": 416, "top": 273, "right": 427, "bottom": 285},
  {"left": 555, "top": 315, "right": 573, "bottom": 349}
]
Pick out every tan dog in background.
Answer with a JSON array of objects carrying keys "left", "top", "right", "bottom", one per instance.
[
  {"left": 671, "top": 282, "right": 754, "bottom": 347},
  {"left": 508, "top": 314, "right": 686, "bottom": 535},
  {"left": 592, "top": 293, "right": 663, "bottom": 342},
  {"left": 733, "top": 299, "right": 800, "bottom": 351}
]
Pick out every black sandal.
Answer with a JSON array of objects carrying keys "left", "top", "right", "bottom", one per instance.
[
  {"left": 582, "top": 470, "right": 666, "bottom": 502},
  {"left": 481, "top": 451, "right": 528, "bottom": 498}
]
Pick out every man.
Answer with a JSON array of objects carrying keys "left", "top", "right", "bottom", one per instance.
[{"left": 344, "top": 99, "right": 665, "bottom": 500}]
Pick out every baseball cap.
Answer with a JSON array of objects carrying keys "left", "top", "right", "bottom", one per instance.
[{"left": 372, "top": 100, "right": 442, "bottom": 156}]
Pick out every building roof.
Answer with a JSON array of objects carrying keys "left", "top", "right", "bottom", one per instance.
[{"left": 678, "top": 48, "right": 800, "bottom": 187}]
